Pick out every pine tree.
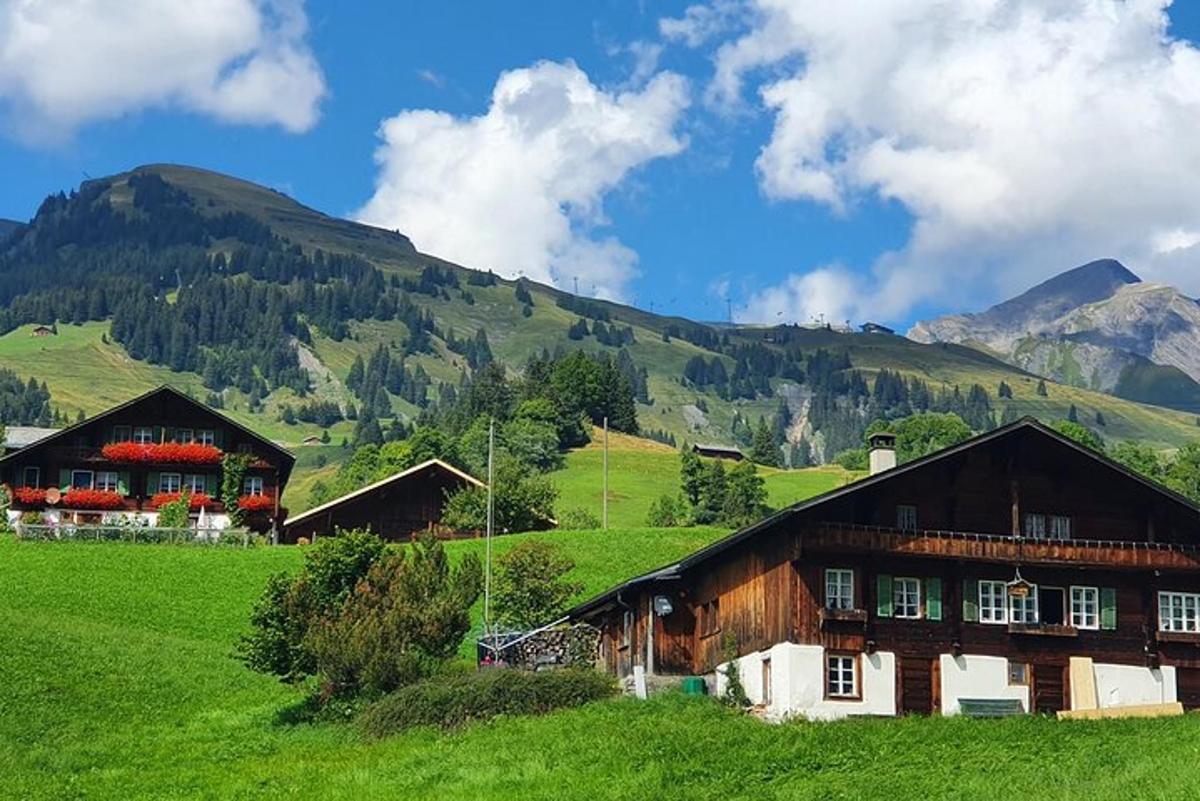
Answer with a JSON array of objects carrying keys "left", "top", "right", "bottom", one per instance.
[{"left": 750, "top": 418, "right": 781, "bottom": 467}]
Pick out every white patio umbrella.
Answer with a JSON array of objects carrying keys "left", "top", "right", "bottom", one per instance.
[{"left": 197, "top": 505, "right": 208, "bottom": 540}]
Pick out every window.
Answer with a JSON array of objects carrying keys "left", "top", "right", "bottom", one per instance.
[
  {"left": 1159, "top": 592, "right": 1200, "bottom": 633},
  {"left": 700, "top": 599, "right": 720, "bottom": 638},
  {"left": 112, "top": 425, "right": 131, "bottom": 443},
  {"left": 1041, "top": 587, "right": 1066, "bottom": 625},
  {"left": 1009, "top": 585, "right": 1039, "bottom": 625},
  {"left": 174, "top": 429, "right": 195, "bottom": 444},
  {"left": 183, "top": 474, "right": 207, "bottom": 495},
  {"left": 243, "top": 476, "right": 264, "bottom": 496},
  {"left": 762, "top": 658, "right": 772, "bottom": 706},
  {"left": 826, "top": 654, "right": 858, "bottom": 698},
  {"left": 134, "top": 426, "right": 154, "bottom": 445},
  {"left": 825, "top": 569, "right": 855, "bottom": 610},
  {"left": 21, "top": 466, "right": 39, "bottom": 488},
  {"left": 198, "top": 429, "right": 215, "bottom": 446},
  {"left": 896, "top": 504, "right": 918, "bottom": 531},
  {"left": 1008, "top": 662, "right": 1030, "bottom": 685},
  {"left": 1023, "top": 513, "right": 1046, "bottom": 539},
  {"left": 1071, "top": 586, "right": 1099, "bottom": 630},
  {"left": 95, "top": 471, "right": 119, "bottom": 493},
  {"left": 1049, "top": 515, "right": 1072, "bottom": 541},
  {"left": 979, "top": 580, "right": 1008, "bottom": 624},
  {"left": 159, "top": 473, "right": 182, "bottom": 494},
  {"left": 71, "top": 470, "right": 94, "bottom": 489},
  {"left": 894, "top": 577, "right": 921, "bottom": 619}
]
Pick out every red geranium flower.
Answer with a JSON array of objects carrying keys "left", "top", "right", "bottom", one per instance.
[
  {"left": 12, "top": 487, "right": 47, "bottom": 506},
  {"left": 62, "top": 489, "right": 125, "bottom": 510},
  {"left": 101, "top": 442, "right": 222, "bottom": 465},
  {"left": 237, "top": 494, "right": 274, "bottom": 513},
  {"left": 151, "top": 492, "right": 213, "bottom": 510}
]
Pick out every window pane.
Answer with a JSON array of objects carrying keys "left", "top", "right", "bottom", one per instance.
[{"left": 72, "top": 471, "right": 93, "bottom": 489}]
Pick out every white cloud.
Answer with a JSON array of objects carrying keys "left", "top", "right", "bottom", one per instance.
[
  {"left": 660, "top": 0, "right": 744, "bottom": 48},
  {"left": 739, "top": 265, "right": 864, "bottom": 326},
  {"left": 0, "top": 0, "right": 326, "bottom": 140},
  {"left": 682, "top": 0, "right": 1200, "bottom": 321},
  {"left": 356, "top": 60, "right": 690, "bottom": 300}
]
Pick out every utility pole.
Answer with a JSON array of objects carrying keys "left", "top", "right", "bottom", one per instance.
[
  {"left": 573, "top": 276, "right": 579, "bottom": 296},
  {"left": 602, "top": 416, "right": 609, "bottom": 530},
  {"left": 483, "top": 419, "right": 495, "bottom": 641},
  {"left": 727, "top": 298, "right": 733, "bottom": 324}
]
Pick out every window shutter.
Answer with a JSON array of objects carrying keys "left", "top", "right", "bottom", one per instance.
[
  {"left": 118, "top": 472, "right": 130, "bottom": 496},
  {"left": 147, "top": 471, "right": 160, "bottom": 495},
  {"left": 926, "top": 577, "right": 943, "bottom": 621},
  {"left": 213, "top": 428, "right": 224, "bottom": 448},
  {"left": 206, "top": 474, "right": 219, "bottom": 496},
  {"left": 876, "top": 574, "right": 894, "bottom": 618},
  {"left": 164, "top": 427, "right": 176, "bottom": 443},
  {"left": 962, "top": 579, "right": 979, "bottom": 623},
  {"left": 58, "top": 469, "right": 71, "bottom": 491},
  {"left": 1100, "top": 587, "right": 1117, "bottom": 630},
  {"left": 153, "top": 426, "right": 164, "bottom": 444}
]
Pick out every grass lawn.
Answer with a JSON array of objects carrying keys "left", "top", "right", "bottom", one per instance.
[
  {"left": 3, "top": 534, "right": 1200, "bottom": 799},
  {"left": 552, "top": 428, "right": 860, "bottom": 528}
]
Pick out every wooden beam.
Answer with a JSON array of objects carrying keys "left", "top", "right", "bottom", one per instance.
[{"left": 1057, "top": 702, "right": 1182, "bottom": 721}]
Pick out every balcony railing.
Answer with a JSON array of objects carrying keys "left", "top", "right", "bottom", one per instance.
[{"left": 808, "top": 522, "right": 1200, "bottom": 570}]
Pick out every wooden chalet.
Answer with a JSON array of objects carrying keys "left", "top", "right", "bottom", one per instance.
[
  {"left": 281, "top": 459, "right": 482, "bottom": 543},
  {"left": 692, "top": 443, "right": 744, "bottom": 461},
  {"left": 570, "top": 419, "right": 1200, "bottom": 718},
  {"left": 0, "top": 386, "right": 294, "bottom": 531}
]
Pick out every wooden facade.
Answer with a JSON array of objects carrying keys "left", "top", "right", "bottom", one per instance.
[
  {"left": 573, "top": 420, "right": 1200, "bottom": 714},
  {"left": 0, "top": 386, "right": 294, "bottom": 530},
  {"left": 280, "top": 459, "right": 482, "bottom": 543}
]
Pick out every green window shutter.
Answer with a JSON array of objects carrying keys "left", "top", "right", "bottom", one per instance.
[
  {"left": 962, "top": 579, "right": 979, "bottom": 623},
  {"left": 206, "top": 474, "right": 219, "bottom": 496},
  {"left": 1100, "top": 587, "right": 1118, "bottom": 630},
  {"left": 876, "top": 574, "right": 894, "bottom": 618},
  {"left": 58, "top": 468, "right": 71, "bottom": 491},
  {"left": 926, "top": 577, "right": 943, "bottom": 621},
  {"left": 213, "top": 428, "right": 224, "bottom": 448},
  {"left": 118, "top": 472, "right": 130, "bottom": 496},
  {"left": 164, "top": 427, "right": 176, "bottom": 443},
  {"left": 147, "top": 471, "right": 160, "bottom": 495}
]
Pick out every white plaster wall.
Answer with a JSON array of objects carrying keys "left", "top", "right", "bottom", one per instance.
[
  {"left": 940, "top": 654, "right": 1029, "bottom": 715},
  {"left": 1093, "top": 663, "right": 1176, "bottom": 708},
  {"left": 716, "top": 643, "right": 896, "bottom": 721}
]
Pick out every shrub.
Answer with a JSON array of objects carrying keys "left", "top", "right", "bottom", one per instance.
[
  {"left": 151, "top": 492, "right": 212, "bottom": 510},
  {"left": 442, "top": 457, "right": 557, "bottom": 533},
  {"left": 557, "top": 507, "right": 599, "bottom": 529},
  {"left": 646, "top": 494, "right": 686, "bottom": 527},
  {"left": 834, "top": 448, "right": 868, "bottom": 471},
  {"left": 358, "top": 668, "right": 616, "bottom": 737},
  {"left": 305, "top": 532, "right": 483, "bottom": 700},
  {"left": 156, "top": 493, "right": 192, "bottom": 528},
  {"left": 493, "top": 540, "right": 583, "bottom": 629}
]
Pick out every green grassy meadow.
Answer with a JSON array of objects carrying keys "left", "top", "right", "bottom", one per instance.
[{"left": 4, "top": 534, "right": 1200, "bottom": 799}]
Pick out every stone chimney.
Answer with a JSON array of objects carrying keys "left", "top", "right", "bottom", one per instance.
[{"left": 868, "top": 432, "right": 897, "bottom": 476}]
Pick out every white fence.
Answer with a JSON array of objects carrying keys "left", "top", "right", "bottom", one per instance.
[{"left": 13, "top": 522, "right": 260, "bottom": 546}]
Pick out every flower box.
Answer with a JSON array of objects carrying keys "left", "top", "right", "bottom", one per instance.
[
  {"left": 61, "top": 489, "right": 125, "bottom": 510},
  {"left": 12, "top": 487, "right": 47, "bottom": 507},
  {"left": 237, "top": 494, "right": 274, "bottom": 513},
  {"left": 101, "top": 442, "right": 223, "bottom": 465},
  {"left": 150, "top": 492, "right": 214, "bottom": 511}
]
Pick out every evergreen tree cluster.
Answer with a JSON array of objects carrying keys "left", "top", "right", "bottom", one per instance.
[
  {"left": 0, "top": 371, "right": 54, "bottom": 427},
  {"left": 445, "top": 328, "right": 493, "bottom": 369},
  {"left": 346, "top": 344, "right": 432, "bottom": 417},
  {"left": 555, "top": 294, "right": 610, "bottom": 321}
]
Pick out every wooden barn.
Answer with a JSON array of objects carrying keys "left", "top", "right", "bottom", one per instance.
[
  {"left": 281, "top": 459, "right": 482, "bottom": 543},
  {"left": 569, "top": 418, "right": 1200, "bottom": 719},
  {"left": 692, "top": 443, "right": 744, "bottom": 461}
]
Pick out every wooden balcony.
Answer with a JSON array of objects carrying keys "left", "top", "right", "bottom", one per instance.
[
  {"left": 819, "top": 607, "right": 867, "bottom": 628},
  {"left": 807, "top": 523, "right": 1200, "bottom": 571}
]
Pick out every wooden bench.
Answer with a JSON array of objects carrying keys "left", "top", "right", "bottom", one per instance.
[{"left": 958, "top": 698, "right": 1025, "bottom": 718}]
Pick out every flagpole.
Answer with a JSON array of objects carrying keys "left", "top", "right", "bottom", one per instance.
[
  {"left": 602, "top": 416, "right": 608, "bottom": 531},
  {"left": 484, "top": 418, "right": 495, "bottom": 645}
]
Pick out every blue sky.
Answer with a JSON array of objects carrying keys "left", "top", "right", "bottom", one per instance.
[{"left": 2, "top": 1, "right": 1200, "bottom": 329}]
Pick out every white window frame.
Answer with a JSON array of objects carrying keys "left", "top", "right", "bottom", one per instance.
[
  {"left": 22, "top": 466, "right": 40, "bottom": 488},
  {"left": 71, "top": 470, "right": 94, "bottom": 490},
  {"left": 197, "top": 429, "right": 216, "bottom": 446},
  {"left": 174, "top": 429, "right": 195, "bottom": 444},
  {"left": 1009, "top": 584, "right": 1039, "bottom": 625},
  {"left": 183, "top": 474, "right": 207, "bottom": 495},
  {"left": 979, "top": 580, "right": 1008, "bottom": 624},
  {"left": 133, "top": 426, "right": 154, "bottom": 445},
  {"left": 1008, "top": 661, "right": 1030, "bottom": 686},
  {"left": 825, "top": 568, "right": 855, "bottom": 611},
  {"left": 159, "top": 473, "right": 182, "bottom": 494},
  {"left": 95, "top": 471, "right": 120, "bottom": 493},
  {"left": 243, "top": 476, "right": 265, "bottom": 496},
  {"left": 826, "top": 654, "right": 858, "bottom": 698},
  {"left": 1023, "top": 513, "right": 1046, "bottom": 539},
  {"left": 112, "top": 425, "right": 131, "bottom": 443},
  {"left": 1070, "top": 586, "right": 1099, "bottom": 630},
  {"left": 1048, "top": 515, "right": 1072, "bottom": 541},
  {"left": 893, "top": 577, "right": 922, "bottom": 619},
  {"left": 896, "top": 504, "right": 918, "bottom": 531},
  {"left": 1159, "top": 591, "right": 1200, "bottom": 633}
]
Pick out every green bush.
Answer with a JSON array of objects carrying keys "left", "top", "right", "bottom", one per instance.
[
  {"left": 556, "top": 507, "right": 599, "bottom": 529},
  {"left": 358, "top": 668, "right": 616, "bottom": 737},
  {"left": 493, "top": 540, "right": 583, "bottom": 629}
]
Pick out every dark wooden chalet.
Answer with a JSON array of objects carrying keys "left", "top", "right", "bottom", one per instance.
[
  {"left": 281, "top": 459, "right": 482, "bottom": 543},
  {"left": 0, "top": 385, "right": 294, "bottom": 530},
  {"left": 570, "top": 419, "right": 1200, "bottom": 718},
  {"left": 692, "top": 443, "right": 745, "bottom": 461}
]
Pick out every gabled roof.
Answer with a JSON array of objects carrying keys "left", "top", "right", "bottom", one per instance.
[
  {"left": 567, "top": 417, "right": 1200, "bottom": 618},
  {"left": 693, "top": 443, "right": 743, "bottom": 455},
  {"left": 3, "top": 426, "right": 61, "bottom": 450},
  {"left": 283, "top": 458, "right": 483, "bottom": 529},
  {"left": 0, "top": 385, "right": 295, "bottom": 481}
]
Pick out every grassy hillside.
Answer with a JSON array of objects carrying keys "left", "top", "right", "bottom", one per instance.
[
  {"left": 4, "top": 536, "right": 1200, "bottom": 800},
  {"left": 553, "top": 428, "right": 859, "bottom": 528}
]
